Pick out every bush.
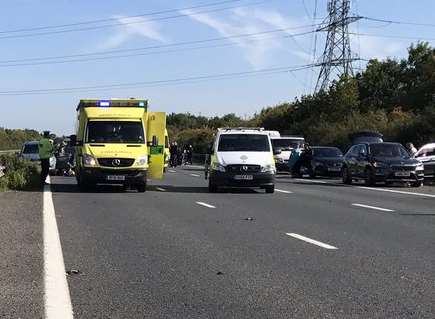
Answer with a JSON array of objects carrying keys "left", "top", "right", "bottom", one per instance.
[{"left": 0, "top": 154, "right": 40, "bottom": 191}]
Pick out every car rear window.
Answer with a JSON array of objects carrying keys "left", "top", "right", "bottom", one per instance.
[
  {"left": 23, "top": 144, "right": 38, "bottom": 154},
  {"left": 218, "top": 134, "right": 270, "bottom": 152}
]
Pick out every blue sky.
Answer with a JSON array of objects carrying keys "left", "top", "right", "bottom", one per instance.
[{"left": 1, "top": 0, "right": 435, "bottom": 135}]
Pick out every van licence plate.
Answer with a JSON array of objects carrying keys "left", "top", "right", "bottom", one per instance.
[
  {"left": 328, "top": 167, "right": 341, "bottom": 172},
  {"left": 395, "top": 171, "right": 411, "bottom": 177},
  {"left": 107, "top": 175, "right": 125, "bottom": 181},
  {"left": 234, "top": 175, "right": 253, "bottom": 180}
]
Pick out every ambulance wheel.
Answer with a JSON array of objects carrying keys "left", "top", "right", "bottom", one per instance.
[{"left": 265, "top": 185, "right": 275, "bottom": 194}]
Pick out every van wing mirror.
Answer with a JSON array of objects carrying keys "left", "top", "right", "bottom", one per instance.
[
  {"left": 69, "top": 135, "right": 77, "bottom": 146},
  {"left": 273, "top": 148, "right": 282, "bottom": 155}
]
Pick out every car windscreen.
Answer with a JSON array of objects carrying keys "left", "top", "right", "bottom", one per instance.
[
  {"left": 22, "top": 144, "right": 38, "bottom": 154},
  {"left": 218, "top": 134, "right": 270, "bottom": 152},
  {"left": 271, "top": 138, "right": 303, "bottom": 151},
  {"left": 370, "top": 144, "right": 410, "bottom": 158},
  {"left": 86, "top": 121, "right": 145, "bottom": 144},
  {"left": 313, "top": 147, "right": 343, "bottom": 157},
  {"left": 416, "top": 147, "right": 435, "bottom": 157}
]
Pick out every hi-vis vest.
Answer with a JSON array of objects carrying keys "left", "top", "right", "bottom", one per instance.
[{"left": 39, "top": 138, "right": 53, "bottom": 159}]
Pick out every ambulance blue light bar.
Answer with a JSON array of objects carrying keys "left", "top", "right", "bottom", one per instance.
[{"left": 77, "top": 99, "right": 148, "bottom": 110}]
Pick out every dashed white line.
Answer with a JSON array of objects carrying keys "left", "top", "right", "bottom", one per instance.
[
  {"left": 352, "top": 203, "right": 395, "bottom": 212},
  {"left": 168, "top": 169, "right": 176, "bottom": 173},
  {"left": 195, "top": 201, "right": 216, "bottom": 209},
  {"left": 285, "top": 233, "right": 338, "bottom": 250},
  {"left": 295, "top": 178, "right": 327, "bottom": 184},
  {"left": 357, "top": 186, "right": 435, "bottom": 198},
  {"left": 43, "top": 178, "right": 74, "bottom": 319},
  {"left": 275, "top": 189, "right": 293, "bottom": 194},
  {"left": 190, "top": 173, "right": 201, "bottom": 177},
  {"left": 156, "top": 187, "right": 166, "bottom": 192}
]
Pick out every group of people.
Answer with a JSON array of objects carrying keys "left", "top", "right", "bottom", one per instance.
[
  {"left": 169, "top": 142, "right": 193, "bottom": 167},
  {"left": 287, "top": 143, "right": 313, "bottom": 177}
]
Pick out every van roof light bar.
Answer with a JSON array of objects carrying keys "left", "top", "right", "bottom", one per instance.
[
  {"left": 218, "top": 127, "right": 265, "bottom": 131},
  {"left": 76, "top": 99, "right": 148, "bottom": 110}
]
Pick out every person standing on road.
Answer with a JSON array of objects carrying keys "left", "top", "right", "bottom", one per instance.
[
  {"left": 39, "top": 131, "right": 54, "bottom": 184},
  {"left": 406, "top": 143, "right": 418, "bottom": 157},
  {"left": 169, "top": 142, "right": 178, "bottom": 167},
  {"left": 292, "top": 143, "right": 313, "bottom": 177}
]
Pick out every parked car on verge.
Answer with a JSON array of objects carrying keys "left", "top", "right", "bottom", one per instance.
[
  {"left": 20, "top": 141, "right": 56, "bottom": 175},
  {"left": 414, "top": 143, "right": 435, "bottom": 181},
  {"left": 342, "top": 142, "right": 424, "bottom": 187},
  {"left": 271, "top": 136, "right": 305, "bottom": 171},
  {"left": 309, "top": 146, "right": 343, "bottom": 178},
  {"left": 206, "top": 127, "right": 276, "bottom": 193}
]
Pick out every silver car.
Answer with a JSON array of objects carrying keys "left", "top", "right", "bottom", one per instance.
[
  {"left": 414, "top": 143, "right": 435, "bottom": 181},
  {"left": 20, "top": 141, "right": 56, "bottom": 174}
]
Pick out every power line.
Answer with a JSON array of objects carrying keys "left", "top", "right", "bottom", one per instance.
[
  {"left": 350, "top": 32, "right": 435, "bottom": 43},
  {"left": 0, "top": 64, "right": 322, "bottom": 96},
  {"left": 0, "top": 0, "right": 243, "bottom": 34},
  {"left": 0, "top": 0, "right": 266, "bottom": 40},
  {"left": 0, "top": 25, "right": 318, "bottom": 66},
  {"left": 362, "top": 16, "right": 435, "bottom": 28}
]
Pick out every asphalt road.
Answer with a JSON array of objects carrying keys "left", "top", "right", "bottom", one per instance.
[{"left": 5, "top": 166, "right": 435, "bottom": 318}]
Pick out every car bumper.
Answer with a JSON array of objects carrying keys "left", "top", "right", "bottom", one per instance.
[
  {"left": 314, "top": 165, "right": 342, "bottom": 177},
  {"left": 210, "top": 170, "right": 275, "bottom": 187},
  {"left": 80, "top": 168, "right": 147, "bottom": 185},
  {"left": 275, "top": 162, "right": 289, "bottom": 171},
  {"left": 375, "top": 170, "right": 424, "bottom": 183}
]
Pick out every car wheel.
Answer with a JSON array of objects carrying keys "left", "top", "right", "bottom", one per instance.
[
  {"left": 308, "top": 166, "right": 316, "bottom": 178},
  {"left": 137, "top": 183, "right": 147, "bottom": 193},
  {"left": 411, "top": 180, "right": 422, "bottom": 188},
  {"left": 342, "top": 167, "right": 352, "bottom": 185},
  {"left": 364, "top": 168, "right": 376, "bottom": 187},
  {"left": 265, "top": 185, "right": 275, "bottom": 193},
  {"left": 208, "top": 179, "right": 218, "bottom": 193}
]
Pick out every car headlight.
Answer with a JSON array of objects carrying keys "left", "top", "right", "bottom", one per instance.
[
  {"left": 136, "top": 155, "right": 148, "bottom": 166},
  {"left": 82, "top": 153, "right": 97, "bottom": 166},
  {"left": 211, "top": 162, "right": 226, "bottom": 172},
  {"left": 373, "top": 162, "right": 388, "bottom": 168},
  {"left": 313, "top": 161, "right": 324, "bottom": 167},
  {"left": 261, "top": 164, "right": 276, "bottom": 173},
  {"left": 416, "top": 164, "right": 424, "bottom": 171}
]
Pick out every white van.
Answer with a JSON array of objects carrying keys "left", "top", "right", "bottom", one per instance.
[
  {"left": 206, "top": 127, "right": 276, "bottom": 193},
  {"left": 270, "top": 136, "right": 305, "bottom": 171}
]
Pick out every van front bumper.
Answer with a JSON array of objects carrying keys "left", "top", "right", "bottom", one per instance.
[
  {"left": 210, "top": 170, "right": 275, "bottom": 187},
  {"left": 80, "top": 168, "right": 147, "bottom": 185}
]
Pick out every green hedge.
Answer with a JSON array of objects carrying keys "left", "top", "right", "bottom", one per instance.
[{"left": 0, "top": 154, "right": 40, "bottom": 191}]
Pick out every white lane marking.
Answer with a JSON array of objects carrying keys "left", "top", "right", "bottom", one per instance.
[
  {"left": 357, "top": 186, "right": 435, "bottom": 198},
  {"left": 275, "top": 189, "right": 293, "bottom": 194},
  {"left": 156, "top": 187, "right": 166, "bottom": 192},
  {"left": 196, "top": 201, "right": 216, "bottom": 209},
  {"left": 43, "top": 177, "right": 74, "bottom": 319},
  {"left": 352, "top": 203, "right": 395, "bottom": 212},
  {"left": 190, "top": 173, "right": 201, "bottom": 177},
  {"left": 285, "top": 233, "right": 338, "bottom": 250},
  {"left": 295, "top": 178, "right": 327, "bottom": 184},
  {"left": 168, "top": 170, "right": 176, "bottom": 173}
]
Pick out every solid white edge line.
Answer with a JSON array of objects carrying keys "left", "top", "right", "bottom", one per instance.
[
  {"left": 43, "top": 177, "right": 74, "bottom": 319},
  {"left": 285, "top": 233, "right": 338, "bottom": 250},
  {"left": 168, "top": 170, "right": 176, "bottom": 173},
  {"left": 156, "top": 187, "right": 166, "bottom": 192},
  {"left": 190, "top": 173, "right": 201, "bottom": 177},
  {"left": 295, "top": 178, "right": 327, "bottom": 184},
  {"left": 352, "top": 203, "right": 395, "bottom": 212},
  {"left": 195, "top": 201, "right": 216, "bottom": 209},
  {"left": 275, "top": 189, "right": 293, "bottom": 194},
  {"left": 357, "top": 186, "right": 435, "bottom": 198}
]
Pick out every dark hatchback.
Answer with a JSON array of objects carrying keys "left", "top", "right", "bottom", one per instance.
[
  {"left": 309, "top": 146, "right": 343, "bottom": 178},
  {"left": 342, "top": 142, "right": 424, "bottom": 187}
]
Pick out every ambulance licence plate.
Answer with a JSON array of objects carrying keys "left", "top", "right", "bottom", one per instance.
[
  {"left": 234, "top": 175, "right": 253, "bottom": 180},
  {"left": 107, "top": 175, "right": 125, "bottom": 181}
]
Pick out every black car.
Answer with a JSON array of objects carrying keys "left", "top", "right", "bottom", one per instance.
[
  {"left": 342, "top": 142, "right": 424, "bottom": 187},
  {"left": 309, "top": 146, "right": 343, "bottom": 178}
]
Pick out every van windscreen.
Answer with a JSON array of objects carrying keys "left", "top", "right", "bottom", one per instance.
[
  {"left": 218, "top": 134, "right": 270, "bottom": 152},
  {"left": 87, "top": 121, "right": 145, "bottom": 144}
]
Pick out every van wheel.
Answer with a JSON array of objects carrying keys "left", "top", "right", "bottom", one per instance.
[
  {"left": 364, "top": 168, "right": 376, "bottom": 187},
  {"left": 342, "top": 167, "right": 352, "bottom": 185},
  {"left": 411, "top": 181, "right": 422, "bottom": 188},
  {"left": 265, "top": 185, "right": 275, "bottom": 194},
  {"left": 208, "top": 179, "right": 218, "bottom": 193}
]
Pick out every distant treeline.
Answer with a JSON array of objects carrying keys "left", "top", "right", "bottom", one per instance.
[
  {"left": 169, "top": 42, "right": 435, "bottom": 153},
  {"left": 0, "top": 128, "right": 41, "bottom": 151}
]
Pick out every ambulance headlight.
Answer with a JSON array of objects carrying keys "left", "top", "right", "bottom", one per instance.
[
  {"left": 136, "top": 155, "right": 148, "bottom": 166},
  {"left": 261, "top": 164, "right": 276, "bottom": 174},
  {"left": 83, "top": 153, "right": 97, "bottom": 166},
  {"left": 212, "top": 162, "right": 226, "bottom": 172}
]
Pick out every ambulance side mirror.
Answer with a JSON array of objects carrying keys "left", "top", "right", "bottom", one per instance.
[{"left": 69, "top": 135, "right": 77, "bottom": 146}]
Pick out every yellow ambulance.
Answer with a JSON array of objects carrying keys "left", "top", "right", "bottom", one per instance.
[{"left": 71, "top": 99, "right": 166, "bottom": 192}]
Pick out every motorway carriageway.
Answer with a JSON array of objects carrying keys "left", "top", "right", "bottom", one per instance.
[{"left": 43, "top": 166, "right": 435, "bottom": 318}]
